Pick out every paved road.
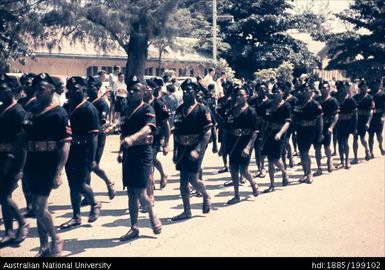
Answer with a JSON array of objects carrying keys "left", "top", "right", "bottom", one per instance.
[{"left": 1, "top": 135, "right": 384, "bottom": 257}]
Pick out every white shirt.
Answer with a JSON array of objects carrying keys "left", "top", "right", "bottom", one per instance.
[{"left": 115, "top": 81, "right": 127, "bottom": 98}]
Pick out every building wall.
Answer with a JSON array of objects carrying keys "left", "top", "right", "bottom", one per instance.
[{"left": 11, "top": 56, "right": 208, "bottom": 78}]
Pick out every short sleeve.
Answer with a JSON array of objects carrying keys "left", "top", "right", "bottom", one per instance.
[
  {"left": 332, "top": 98, "right": 340, "bottom": 114},
  {"left": 283, "top": 103, "right": 292, "bottom": 123},
  {"left": 200, "top": 105, "right": 213, "bottom": 131},
  {"left": 144, "top": 105, "right": 157, "bottom": 131},
  {"left": 249, "top": 108, "right": 258, "bottom": 131},
  {"left": 55, "top": 109, "right": 72, "bottom": 141},
  {"left": 314, "top": 101, "right": 323, "bottom": 117},
  {"left": 156, "top": 100, "right": 170, "bottom": 123},
  {"left": 85, "top": 105, "right": 100, "bottom": 133}
]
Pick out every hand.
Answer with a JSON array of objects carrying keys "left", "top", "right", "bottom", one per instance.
[
  {"left": 241, "top": 147, "right": 250, "bottom": 158},
  {"left": 365, "top": 123, "right": 370, "bottom": 130},
  {"left": 52, "top": 171, "right": 63, "bottom": 189},
  {"left": 328, "top": 127, "right": 333, "bottom": 134},
  {"left": 1, "top": 154, "right": 14, "bottom": 175},
  {"left": 88, "top": 161, "right": 97, "bottom": 171},
  {"left": 189, "top": 149, "right": 200, "bottom": 161},
  {"left": 121, "top": 136, "right": 133, "bottom": 149},
  {"left": 117, "top": 153, "right": 123, "bottom": 163},
  {"left": 274, "top": 133, "right": 281, "bottom": 141},
  {"left": 381, "top": 117, "right": 385, "bottom": 124},
  {"left": 212, "top": 144, "right": 218, "bottom": 154},
  {"left": 162, "top": 145, "right": 170, "bottom": 156}
]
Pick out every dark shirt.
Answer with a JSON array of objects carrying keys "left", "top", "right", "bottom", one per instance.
[
  {"left": 18, "top": 96, "right": 38, "bottom": 112},
  {"left": 25, "top": 105, "right": 72, "bottom": 142},
  {"left": 285, "top": 95, "right": 298, "bottom": 116},
  {"left": 151, "top": 98, "right": 170, "bottom": 128},
  {"left": 91, "top": 98, "right": 110, "bottom": 128},
  {"left": 372, "top": 91, "right": 385, "bottom": 114},
  {"left": 222, "top": 105, "right": 258, "bottom": 132},
  {"left": 120, "top": 103, "right": 156, "bottom": 137},
  {"left": 0, "top": 103, "right": 25, "bottom": 143},
  {"left": 265, "top": 101, "right": 291, "bottom": 124},
  {"left": 293, "top": 99, "right": 323, "bottom": 121},
  {"left": 353, "top": 94, "right": 374, "bottom": 112},
  {"left": 320, "top": 97, "right": 339, "bottom": 121},
  {"left": 64, "top": 101, "right": 99, "bottom": 137},
  {"left": 339, "top": 97, "right": 357, "bottom": 115},
  {"left": 174, "top": 103, "right": 213, "bottom": 135}
]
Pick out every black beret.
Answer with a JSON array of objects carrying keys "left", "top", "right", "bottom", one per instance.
[
  {"left": 181, "top": 79, "right": 200, "bottom": 93},
  {"left": 20, "top": 73, "right": 36, "bottom": 86},
  {"left": 358, "top": 80, "right": 368, "bottom": 88},
  {"left": 66, "top": 76, "right": 87, "bottom": 91},
  {"left": 32, "top": 73, "right": 56, "bottom": 91},
  {"left": 87, "top": 76, "right": 102, "bottom": 89},
  {"left": 180, "top": 78, "right": 194, "bottom": 91},
  {"left": 145, "top": 78, "right": 158, "bottom": 89},
  {"left": 152, "top": 77, "right": 164, "bottom": 87},
  {"left": 126, "top": 75, "right": 141, "bottom": 89},
  {"left": 0, "top": 74, "right": 21, "bottom": 93}
]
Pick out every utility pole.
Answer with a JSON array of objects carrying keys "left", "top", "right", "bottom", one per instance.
[{"left": 213, "top": 0, "right": 217, "bottom": 65}]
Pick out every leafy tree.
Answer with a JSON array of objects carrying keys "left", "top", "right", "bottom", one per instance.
[
  {"left": 0, "top": 0, "right": 47, "bottom": 73},
  {"left": 44, "top": 0, "right": 179, "bottom": 80},
  {"left": 219, "top": 0, "right": 319, "bottom": 79},
  {"left": 326, "top": 0, "right": 385, "bottom": 79}
]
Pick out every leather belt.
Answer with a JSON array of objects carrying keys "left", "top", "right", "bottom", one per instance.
[
  {"left": 323, "top": 117, "right": 335, "bottom": 124},
  {"left": 228, "top": 128, "right": 251, "bottom": 137},
  {"left": 0, "top": 143, "right": 13, "bottom": 152},
  {"left": 28, "top": 141, "right": 58, "bottom": 152},
  {"left": 175, "top": 134, "right": 200, "bottom": 146},
  {"left": 357, "top": 110, "right": 371, "bottom": 116},
  {"left": 132, "top": 135, "right": 154, "bottom": 146},
  {"left": 297, "top": 120, "right": 317, "bottom": 127},
  {"left": 268, "top": 122, "right": 284, "bottom": 130},
  {"left": 339, "top": 113, "right": 352, "bottom": 120}
]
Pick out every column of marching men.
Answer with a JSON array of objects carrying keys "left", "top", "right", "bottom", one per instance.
[{"left": 0, "top": 71, "right": 385, "bottom": 257}]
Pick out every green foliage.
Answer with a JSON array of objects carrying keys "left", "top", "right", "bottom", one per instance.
[
  {"left": 254, "top": 61, "right": 294, "bottom": 83},
  {"left": 326, "top": 0, "right": 385, "bottom": 79},
  {"left": 0, "top": 0, "right": 48, "bottom": 72},
  {"left": 219, "top": 0, "right": 319, "bottom": 79}
]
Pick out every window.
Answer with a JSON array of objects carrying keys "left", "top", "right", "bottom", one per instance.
[
  {"left": 102, "top": 66, "right": 113, "bottom": 74},
  {"left": 156, "top": 68, "right": 165, "bottom": 76},
  {"left": 86, "top": 66, "right": 98, "bottom": 77},
  {"left": 190, "top": 69, "right": 194, "bottom": 77},
  {"left": 148, "top": 67, "right": 153, "bottom": 76},
  {"left": 179, "top": 68, "right": 187, "bottom": 77}
]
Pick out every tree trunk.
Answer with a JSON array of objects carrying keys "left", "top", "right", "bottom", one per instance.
[
  {"left": 125, "top": 31, "right": 149, "bottom": 82},
  {"left": 158, "top": 49, "right": 163, "bottom": 76}
]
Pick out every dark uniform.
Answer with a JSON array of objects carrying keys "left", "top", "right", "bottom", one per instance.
[
  {"left": 0, "top": 103, "right": 25, "bottom": 196},
  {"left": 150, "top": 98, "right": 169, "bottom": 152},
  {"left": 336, "top": 97, "right": 357, "bottom": 139},
  {"left": 0, "top": 75, "right": 28, "bottom": 246},
  {"left": 354, "top": 94, "right": 374, "bottom": 137},
  {"left": 317, "top": 97, "right": 339, "bottom": 147},
  {"left": 262, "top": 101, "right": 292, "bottom": 160},
  {"left": 223, "top": 105, "right": 258, "bottom": 165},
  {"left": 91, "top": 97, "right": 110, "bottom": 164},
  {"left": 173, "top": 103, "right": 213, "bottom": 172},
  {"left": 24, "top": 105, "right": 72, "bottom": 196},
  {"left": 62, "top": 98, "right": 101, "bottom": 225},
  {"left": 369, "top": 91, "right": 385, "bottom": 134},
  {"left": 294, "top": 99, "right": 323, "bottom": 152},
  {"left": 120, "top": 103, "right": 156, "bottom": 189}
]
